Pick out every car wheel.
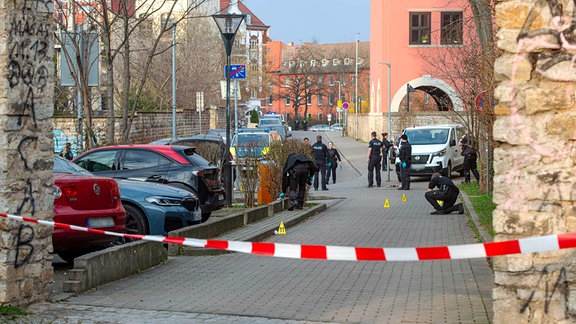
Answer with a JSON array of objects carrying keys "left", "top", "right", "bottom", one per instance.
[
  {"left": 124, "top": 204, "right": 149, "bottom": 237},
  {"left": 444, "top": 162, "right": 453, "bottom": 178},
  {"left": 201, "top": 212, "right": 211, "bottom": 223},
  {"left": 58, "top": 251, "right": 85, "bottom": 263}
]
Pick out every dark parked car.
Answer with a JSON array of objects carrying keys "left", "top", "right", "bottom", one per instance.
[
  {"left": 150, "top": 134, "right": 230, "bottom": 173},
  {"left": 53, "top": 156, "right": 126, "bottom": 262},
  {"left": 56, "top": 156, "right": 202, "bottom": 240},
  {"left": 73, "top": 145, "right": 225, "bottom": 221},
  {"left": 117, "top": 179, "right": 202, "bottom": 234}
]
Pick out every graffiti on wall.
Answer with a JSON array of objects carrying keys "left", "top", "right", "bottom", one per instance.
[
  {"left": 520, "top": 267, "right": 569, "bottom": 315},
  {"left": 14, "top": 224, "right": 35, "bottom": 268},
  {"left": 517, "top": 0, "right": 576, "bottom": 81}
]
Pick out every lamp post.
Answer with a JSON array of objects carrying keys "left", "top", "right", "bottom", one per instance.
[
  {"left": 354, "top": 33, "right": 359, "bottom": 140},
  {"left": 334, "top": 80, "right": 341, "bottom": 127},
  {"left": 379, "top": 62, "right": 391, "bottom": 181},
  {"left": 213, "top": 13, "right": 245, "bottom": 206},
  {"left": 169, "top": 22, "right": 177, "bottom": 140}
]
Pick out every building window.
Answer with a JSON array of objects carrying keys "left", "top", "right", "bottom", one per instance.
[
  {"left": 249, "top": 37, "right": 258, "bottom": 50},
  {"left": 317, "top": 76, "right": 323, "bottom": 85},
  {"left": 329, "top": 76, "right": 334, "bottom": 86},
  {"left": 351, "top": 75, "right": 356, "bottom": 87},
  {"left": 328, "top": 94, "right": 334, "bottom": 105},
  {"left": 285, "top": 77, "right": 290, "bottom": 87},
  {"left": 441, "top": 12, "right": 463, "bottom": 45},
  {"left": 340, "top": 76, "right": 346, "bottom": 85},
  {"left": 268, "top": 94, "right": 273, "bottom": 106},
  {"left": 318, "top": 94, "right": 323, "bottom": 106},
  {"left": 344, "top": 58, "right": 352, "bottom": 65},
  {"left": 307, "top": 93, "right": 312, "bottom": 105},
  {"left": 410, "top": 12, "right": 431, "bottom": 45},
  {"left": 285, "top": 96, "right": 290, "bottom": 106}
]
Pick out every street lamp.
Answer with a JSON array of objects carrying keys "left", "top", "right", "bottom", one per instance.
[
  {"left": 334, "top": 80, "right": 341, "bottom": 128},
  {"left": 169, "top": 21, "right": 177, "bottom": 140},
  {"left": 213, "top": 13, "right": 245, "bottom": 206},
  {"left": 379, "top": 62, "right": 391, "bottom": 181}
]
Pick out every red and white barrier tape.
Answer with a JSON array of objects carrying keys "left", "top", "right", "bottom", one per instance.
[{"left": 3, "top": 213, "right": 576, "bottom": 261}]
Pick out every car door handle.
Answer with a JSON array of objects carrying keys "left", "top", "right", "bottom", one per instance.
[{"left": 148, "top": 175, "right": 163, "bottom": 181}]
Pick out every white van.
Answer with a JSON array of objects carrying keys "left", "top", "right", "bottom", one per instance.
[{"left": 394, "top": 124, "right": 467, "bottom": 180}]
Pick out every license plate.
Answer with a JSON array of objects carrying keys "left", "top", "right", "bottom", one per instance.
[
  {"left": 86, "top": 217, "right": 115, "bottom": 228},
  {"left": 412, "top": 165, "right": 425, "bottom": 171}
]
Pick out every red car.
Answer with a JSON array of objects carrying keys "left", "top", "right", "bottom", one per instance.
[
  {"left": 73, "top": 144, "right": 225, "bottom": 222},
  {"left": 53, "top": 156, "right": 126, "bottom": 262}
]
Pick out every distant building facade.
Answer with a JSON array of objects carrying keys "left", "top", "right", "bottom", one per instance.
[
  {"left": 370, "top": 0, "right": 473, "bottom": 115},
  {"left": 265, "top": 41, "right": 370, "bottom": 127}
]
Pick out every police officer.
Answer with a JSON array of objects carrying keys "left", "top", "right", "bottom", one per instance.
[
  {"left": 311, "top": 135, "right": 329, "bottom": 191},
  {"left": 460, "top": 132, "right": 480, "bottom": 183},
  {"left": 381, "top": 132, "right": 393, "bottom": 171},
  {"left": 281, "top": 153, "right": 318, "bottom": 210},
  {"left": 398, "top": 134, "right": 412, "bottom": 190},
  {"left": 425, "top": 172, "right": 464, "bottom": 215},
  {"left": 367, "top": 131, "right": 383, "bottom": 187}
]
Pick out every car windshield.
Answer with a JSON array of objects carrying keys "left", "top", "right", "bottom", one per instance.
[
  {"left": 53, "top": 156, "right": 91, "bottom": 175},
  {"left": 259, "top": 119, "right": 281, "bottom": 126},
  {"left": 404, "top": 129, "right": 449, "bottom": 145},
  {"left": 233, "top": 133, "right": 269, "bottom": 147}
]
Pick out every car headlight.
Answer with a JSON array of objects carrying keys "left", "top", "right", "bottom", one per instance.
[
  {"left": 145, "top": 196, "right": 183, "bottom": 207},
  {"left": 432, "top": 149, "right": 446, "bottom": 157}
]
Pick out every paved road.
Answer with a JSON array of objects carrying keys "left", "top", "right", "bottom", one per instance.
[{"left": 26, "top": 130, "right": 494, "bottom": 323}]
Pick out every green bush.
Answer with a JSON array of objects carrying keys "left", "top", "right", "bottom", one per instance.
[
  {"left": 250, "top": 110, "right": 259, "bottom": 124},
  {"left": 262, "top": 139, "right": 314, "bottom": 200}
]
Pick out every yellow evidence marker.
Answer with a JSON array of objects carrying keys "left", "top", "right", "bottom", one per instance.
[
  {"left": 277, "top": 221, "right": 286, "bottom": 235},
  {"left": 401, "top": 193, "right": 407, "bottom": 202},
  {"left": 384, "top": 198, "right": 390, "bottom": 208}
]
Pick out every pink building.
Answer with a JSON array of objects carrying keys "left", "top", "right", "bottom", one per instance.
[{"left": 370, "top": 0, "right": 474, "bottom": 114}]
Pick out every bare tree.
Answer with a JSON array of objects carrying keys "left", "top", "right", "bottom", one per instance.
[
  {"left": 418, "top": 2, "right": 497, "bottom": 193},
  {"left": 54, "top": 0, "right": 215, "bottom": 147},
  {"left": 272, "top": 44, "right": 326, "bottom": 121}
]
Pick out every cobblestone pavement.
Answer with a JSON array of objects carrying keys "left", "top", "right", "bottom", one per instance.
[{"left": 22, "top": 131, "right": 494, "bottom": 323}]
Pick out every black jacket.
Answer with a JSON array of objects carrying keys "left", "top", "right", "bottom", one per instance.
[
  {"left": 327, "top": 148, "right": 341, "bottom": 164},
  {"left": 399, "top": 141, "right": 412, "bottom": 166},
  {"left": 428, "top": 175, "right": 459, "bottom": 194},
  {"left": 282, "top": 153, "right": 318, "bottom": 192},
  {"left": 311, "top": 141, "right": 329, "bottom": 162}
]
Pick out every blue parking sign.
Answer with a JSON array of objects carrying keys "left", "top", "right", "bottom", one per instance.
[{"left": 225, "top": 64, "right": 246, "bottom": 79}]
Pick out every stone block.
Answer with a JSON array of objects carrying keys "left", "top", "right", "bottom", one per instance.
[{"left": 495, "top": 54, "right": 533, "bottom": 81}]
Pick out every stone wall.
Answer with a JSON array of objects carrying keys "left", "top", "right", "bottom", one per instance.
[
  {"left": 348, "top": 111, "right": 464, "bottom": 142},
  {"left": 0, "top": 0, "right": 55, "bottom": 306},
  {"left": 54, "top": 107, "right": 227, "bottom": 145},
  {"left": 493, "top": 1, "right": 576, "bottom": 322}
]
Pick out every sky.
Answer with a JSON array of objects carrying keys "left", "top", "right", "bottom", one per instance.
[{"left": 240, "top": 0, "right": 370, "bottom": 44}]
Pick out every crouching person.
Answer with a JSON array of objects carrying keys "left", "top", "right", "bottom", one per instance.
[
  {"left": 281, "top": 153, "right": 318, "bottom": 210},
  {"left": 425, "top": 172, "right": 464, "bottom": 215}
]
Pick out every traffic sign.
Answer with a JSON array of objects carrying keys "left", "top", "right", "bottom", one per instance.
[
  {"left": 475, "top": 91, "right": 493, "bottom": 111},
  {"left": 225, "top": 64, "right": 246, "bottom": 79},
  {"left": 337, "top": 100, "right": 342, "bottom": 108},
  {"left": 342, "top": 102, "right": 349, "bottom": 110},
  {"left": 327, "top": 113, "right": 332, "bottom": 122}
]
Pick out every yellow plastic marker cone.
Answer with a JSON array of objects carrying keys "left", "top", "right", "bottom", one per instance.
[
  {"left": 277, "top": 221, "right": 286, "bottom": 235},
  {"left": 437, "top": 200, "right": 443, "bottom": 207},
  {"left": 384, "top": 199, "right": 390, "bottom": 208},
  {"left": 402, "top": 193, "right": 407, "bottom": 202}
]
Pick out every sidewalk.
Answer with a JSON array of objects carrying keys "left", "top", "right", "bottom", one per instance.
[{"left": 24, "top": 131, "right": 494, "bottom": 323}]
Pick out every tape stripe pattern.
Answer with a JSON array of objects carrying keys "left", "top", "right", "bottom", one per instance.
[{"left": 1, "top": 213, "right": 575, "bottom": 261}]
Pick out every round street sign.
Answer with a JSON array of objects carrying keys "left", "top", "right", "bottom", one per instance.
[
  {"left": 327, "top": 113, "right": 332, "bottom": 122},
  {"left": 342, "top": 102, "right": 349, "bottom": 110}
]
